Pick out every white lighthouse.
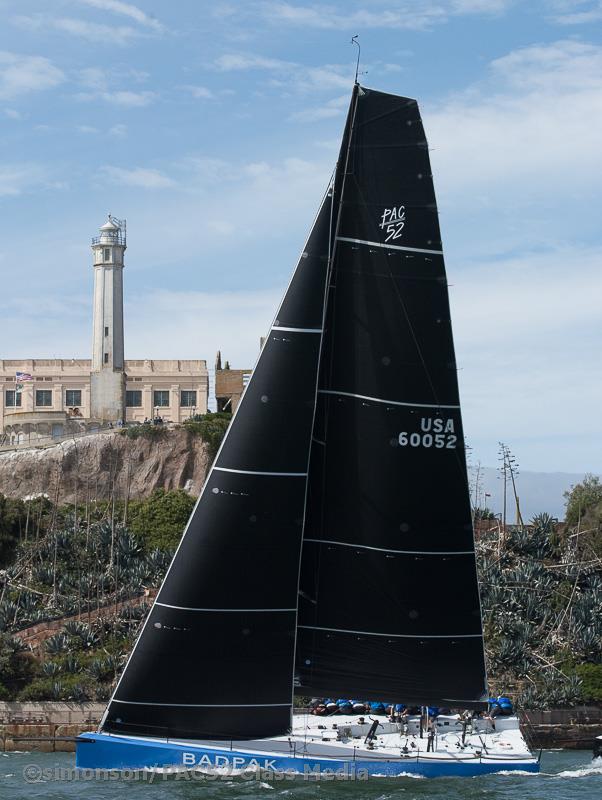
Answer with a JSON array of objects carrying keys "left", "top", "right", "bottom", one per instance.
[{"left": 90, "top": 215, "right": 126, "bottom": 422}]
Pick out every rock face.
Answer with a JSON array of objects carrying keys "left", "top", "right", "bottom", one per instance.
[{"left": 0, "top": 428, "right": 209, "bottom": 503}]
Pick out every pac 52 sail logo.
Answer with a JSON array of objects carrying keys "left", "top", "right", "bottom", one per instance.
[{"left": 379, "top": 206, "right": 405, "bottom": 242}]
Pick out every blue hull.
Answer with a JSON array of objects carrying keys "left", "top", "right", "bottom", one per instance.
[{"left": 76, "top": 732, "right": 540, "bottom": 778}]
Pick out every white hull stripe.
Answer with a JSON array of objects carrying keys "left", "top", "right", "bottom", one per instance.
[
  {"left": 112, "top": 699, "right": 290, "bottom": 708},
  {"left": 337, "top": 236, "right": 443, "bottom": 255},
  {"left": 303, "top": 539, "right": 474, "bottom": 556},
  {"left": 318, "top": 389, "right": 460, "bottom": 410},
  {"left": 156, "top": 602, "right": 295, "bottom": 612},
  {"left": 272, "top": 326, "right": 322, "bottom": 333},
  {"left": 298, "top": 625, "right": 482, "bottom": 639},
  {"left": 214, "top": 467, "right": 307, "bottom": 477}
]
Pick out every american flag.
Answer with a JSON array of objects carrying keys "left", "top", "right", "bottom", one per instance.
[{"left": 15, "top": 371, "right": 33, "bottom": 382}]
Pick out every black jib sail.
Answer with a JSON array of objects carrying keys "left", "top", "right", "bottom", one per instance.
[
  {"left": 100, "top": 194, "right": 333, "bottom": 741},
  {"left": 295, "top": 85, "right": 487, "bottom": 707}
]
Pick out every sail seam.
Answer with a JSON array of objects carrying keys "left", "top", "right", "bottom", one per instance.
[
  {"left": 272, "top": 326, "right": 323, "bottom": 333},
  {"left": 318, "top": 389, "right": 460, "bottom": 409},
  {"left": 111, "top": 700, "right": 290, "bottom": 708},
  {"left": 298, "top": 625, "right": 482, "bottom": 639},
  {"left": 337, "top": 236, "right": 443, "bottom": 255},
  {"left": 155, "top": 602, "right": 296, "bottom": 612},
  {"left": 303, "top": 539, "right": 474, "bottom": 556},
  {"left": 213, "top": 467, "right": 307, "bottom": 477}
]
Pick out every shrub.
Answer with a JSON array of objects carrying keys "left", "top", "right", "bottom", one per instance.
[
  {"left": 128, "top": 489, "right": 196, "bottom": 552},
  {"left": 122, "top": 425, "right": 167, "bottom": 441},
  {"left": 183, "top": 412, "right": 231, "bottom": 460},
  {"left": 575, "top": 663, "right": 602, "bottom": 702}
]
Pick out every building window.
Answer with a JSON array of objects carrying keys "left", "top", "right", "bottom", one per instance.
[
  {"left": 5, "top": 390, "right": 21, "bottom": 407},
  {"left": 153, "top": 390, "right": 170, "bottom": 407},
  {"left": 65, "top": 389, "right": 82, "bottom": 407},
  {"left": 103, "top": 247, "right": 111, "bottom": 261},
  {"left": 126, "top": 390, "right": 142, "bottom": 407},
  {"left": 104, "top": 353, "right": 109, "bottom": 364},
  {"left": 181, "top": 390, "right": 197, "bottom": 407},
  {"left": 104, "top": 326, "right": 109, "bottom": 337},
  {"left": 36, "top": 390, "right": 52, "bottom": 407}
]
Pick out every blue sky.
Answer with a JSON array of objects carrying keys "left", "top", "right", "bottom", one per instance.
[{"left": 1, "top": 0, "right": 601, "bottom": 477}]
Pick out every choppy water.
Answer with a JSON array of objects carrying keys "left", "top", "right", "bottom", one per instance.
[{"left": 1, "top": 750, "right": 600, "bottom": 800}]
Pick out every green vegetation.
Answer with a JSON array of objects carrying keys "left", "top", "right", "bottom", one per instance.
[
  {"left": 574, "top": 663, "right": 602, "bottom": 702},
  {"left": 0, "top": 495, "right": 27, "bottom": 567},
  {"left": 0, "top": 471, "right": 600, "bottom": 707},
  {"left": 128, "top": 489, "right": 196, "bottom": 551},
  {"left": 564, "top": 473, "right": 602, "bottom": 527},
  {"left": 183, "top": 412, "right": 232, "bottom": 459},
  {"left": 121, "top": 424, "right": 168, "bottom": 441},
  {"left": 479, "top": 509, "right": 602, "bottom": 709}
]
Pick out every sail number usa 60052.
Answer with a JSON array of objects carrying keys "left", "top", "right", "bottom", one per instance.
[{"left": 398, "top": 417, "right": 457, "bottom": 449}]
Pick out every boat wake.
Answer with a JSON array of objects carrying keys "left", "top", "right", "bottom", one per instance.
[{"left": 554, "top": 758, "right": 602, "bottom": 779}]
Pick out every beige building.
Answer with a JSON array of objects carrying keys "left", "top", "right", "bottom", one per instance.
[
  {"left": 1, "top": 217, "right": 208, "bottom": 445},
  {"left": 0, "top": 358, "right": 208, "bottom": 443},
  {"left": 214, "top": 351, "right": 251, "bottom": 413}
]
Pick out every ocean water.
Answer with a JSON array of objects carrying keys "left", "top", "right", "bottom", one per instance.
[{"left": 1, "top": 750, "right": 600, "bottom": 800}]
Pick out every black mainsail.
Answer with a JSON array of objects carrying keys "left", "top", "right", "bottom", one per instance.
[
  {"left": 100, "top": 83, "right": 487, "bottom": 743},
  {"left": 295, "top": 85, "right": 487, "bottom": 707}
]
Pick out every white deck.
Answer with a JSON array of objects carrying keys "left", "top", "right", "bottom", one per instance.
[{"left": 274, "top": 712, "right": 535, "bottom": 763}]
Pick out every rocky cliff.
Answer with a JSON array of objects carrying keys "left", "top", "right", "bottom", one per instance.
[{"left": 0, "top": 428, "right": 209, "bottom": 503}]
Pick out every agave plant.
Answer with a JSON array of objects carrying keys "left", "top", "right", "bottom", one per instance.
[
  {"left": 68, "top": 683, "right": 90, "bottom": 702},
  {"left": 95, "top": 684, "right": 113, "bottom": 701},
  {"left": 0, "top": 601, "right": 20, "bottom": 630},
  {"left": 62, "top": 654, "right": 82, "bottom": 674},
  {"left": 50, "top": 681, "right": 64, "bottom": 700},
  {"left": 42, "top": 661, "right": 61, "bottom": 677},
  {"left": 45, "top": 632, "right": 70, "bottom": 655},
  {"left": 87, "top": 655, "right": 118, "bottom": 682}
]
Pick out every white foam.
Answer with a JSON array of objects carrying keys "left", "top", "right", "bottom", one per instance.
[
  {"left": 555, "top": 759, "right": 602, "bottom": 779},
  {"left": 372, "top": 772, "right": 425, "bottom": 779}
]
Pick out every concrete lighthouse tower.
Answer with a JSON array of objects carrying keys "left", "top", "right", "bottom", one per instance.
[{"left": 90, "top": 215, "right": 126, "bottom": 422}]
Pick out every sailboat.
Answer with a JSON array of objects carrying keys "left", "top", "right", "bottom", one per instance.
[{"left": 76, "top": 83, "right": 539, "bottom": 778}]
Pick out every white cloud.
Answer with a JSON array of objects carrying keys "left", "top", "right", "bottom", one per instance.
[
  {"left": 77, "top": 125, "right": 98, "bottom": 133},
  {"left": 452, "top": 246, "right": 602, "bottom": 459},
  {"left": 125, "top": 288, "right": 279, "bottom": 367},
  {"left": 100, "top": 166, "right": 176, "bottom": 188},
  {"left": 288, "top": 93, "right": 348, "bottom": 122},
  {"left": 108, "top": 123, "right": 127, "bottom": 137},
  {"left": 214, "top": 53, "right": 290, "bottom": 71},
  {"left": 184, "top": 85, "right": 215, "bottom": 99},
  {"left": 0, "top": 164, "right": 52, "bottom": 197},
  {"left": 425, "top": 39, "right": 602, "bottom": 209},
  {"left": 259, "top": 1, "right": 515, "bottom": 30},
  {"left": 101, "top": 90, "right": 155, "bottom": 106},
  {"left": 549, "top": 0, "right": 602, "bottom": 24},
  {"left": 13, "top": 14, "right": 142, "bottom": 45},
  {"left": 77, "top": 0, "right": 164, "bottom": 32},
  {"left": 77, "top": 89, "right": 156, "bottom": 106},
  {"left": 0, "top": 51, "right": 64, "bottom": 100},
  {"left": 214, "top": 52, "right": 352, "bottom": 94},
  {"left": 4, "top": 108, "right": 21, "bottom": 119}
]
